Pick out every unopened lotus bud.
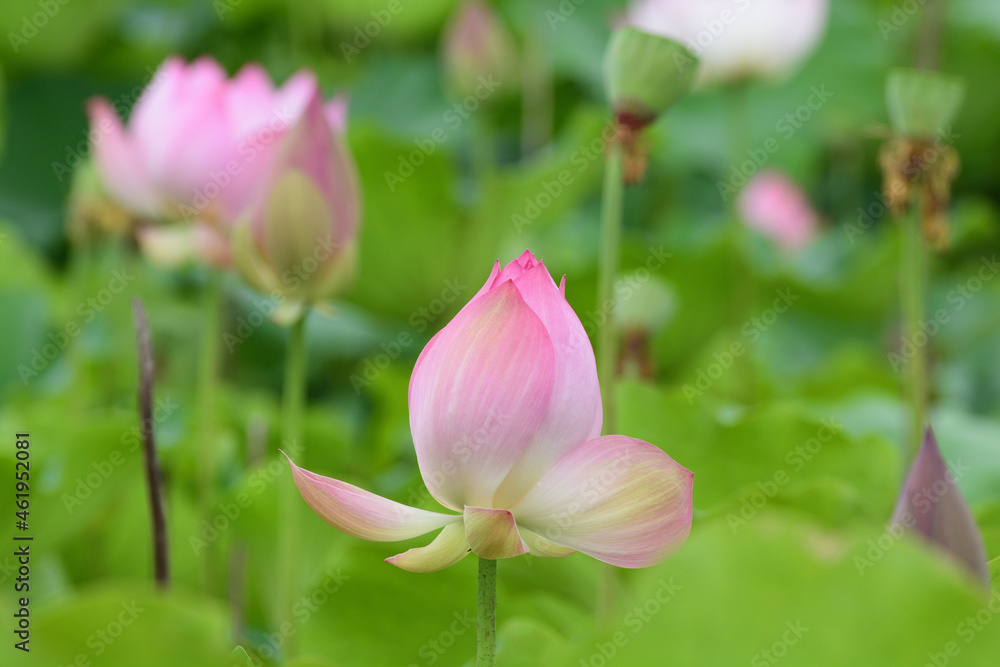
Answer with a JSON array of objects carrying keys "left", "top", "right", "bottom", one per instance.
[
  {"left": 890, "top": 428, "right": 989, "bottom": 588},
  {"left": 441, "top": 0, "right": 518, "bottom": 101},
  {"left": 233, "top": 92, "right": 360, "bottom": 318},
  {"left": 886, "top": 68, "right": 965, "bottom": 139}
]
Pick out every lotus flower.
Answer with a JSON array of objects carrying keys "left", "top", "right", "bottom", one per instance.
[
  {"left": 87, "top": 56, "right": 345, "bottom": 266},
  {"left": 440, "top": 0, "right": 518, "bottom": 100},
  {"left": 288, "top": 251, "right": 693, "bottom": 572},
  {"left": 890, "top": 428, "right": 990, "bottom": 587},
  {"left": 626, "top": 0, "right": 829, "bottom": 85},
  {"left": 737, "top": 170, "right": 819, "bottom": 251},
  {"left": 232, "top": 90, "right": 360, "bottom": 318}
]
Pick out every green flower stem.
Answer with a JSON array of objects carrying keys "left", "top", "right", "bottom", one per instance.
[
  {"left": 596, "top": 138, "right": 625, "bottom": 624},
  {"left": 521, "top": 26, "right": 553, "bottom": 157},
  {"left": 725, "top": 83, "right": 757, "bottom": 403},
  {"left": 597, "top": 142, "right": 624, "bottom": 435},
  {"left": 196, "top": 272, "right": 223, "bottom": 589},
  {"left": 900, "top": 195, "right": 929, "bottom": 463},
  {"left": 277, "top": 313, "right": 307, "bottom": 657},
  {"left": 477, "top": 558, "right": 498, "bottom": 667}
]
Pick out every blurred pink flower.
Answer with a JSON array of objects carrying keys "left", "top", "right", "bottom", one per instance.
[
  {"left": 288, "top": 250, "right": 693, "bottom": 572},
  {"left": 737, "top": 170, "right": 819, "bottom": 251},
  {"left": 626, "top": 0, "right": 829, "bottom": 84},
  {"left": 87, "top": 56, "right": 347, "bottom": 266},
  {"left": 440, "top": 0, "right": 518, "bottom": 99},
  {"left": 232, "top": 91, "right": 360, "bottom": 317}
]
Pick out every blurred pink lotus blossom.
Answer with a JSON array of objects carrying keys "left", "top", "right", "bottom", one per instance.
[
  {"left": 626, "top": 0, "right": 829, "bottom": 84},
  {"left": 737, "top": 170, "right": 819, "bottom": 251},
  {"left": 232, "top": 91, "right": 360, "bottom": 316},
  {"left": 440, "top": 0, "right": 518, "bottom": 100},
  {"left": 87, "top": 56, "right": 347, "bottom": 266},
  {"left": 288, "top": 250, "right": 693, "bottom": 572}
]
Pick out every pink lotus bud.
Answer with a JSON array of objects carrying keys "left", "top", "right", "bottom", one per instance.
[
  {"left": 86, "top": 56, "right": 345, "bottom": 267},
  {"left": 232, "top": 91, "right": 360, "bottom": 315},
  {"left": 440, "top": 0, "right": 518, "bottom": 100},
  {"left": 626, "top": 0, "right": 829, "bottom": 85},
  {"left": 737, "top": 170, "right": 819, "bottom": 251},
  {"left": 891, "top": 428, "right": 990, "bottom": 588},
  {"left": 288, "top": 250, "right": 693, "bottom": 572}
]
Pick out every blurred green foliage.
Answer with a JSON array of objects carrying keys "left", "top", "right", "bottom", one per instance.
[{"left": 1, "top": 0, "right": 999, "bottom": 665}]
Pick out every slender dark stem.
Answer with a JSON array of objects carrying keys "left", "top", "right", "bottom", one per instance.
[
  {"left": 132, "top": 298, "right": 170, "bottom": 590},
  {"left": 477, "top": 558, "right": 497, "bottom": 667}
]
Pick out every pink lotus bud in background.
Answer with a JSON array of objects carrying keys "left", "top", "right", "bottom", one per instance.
[
  {"left": 233, "top": 91, "right": 360, "bottom": 320},
  {"left": 626, "top": 0, "right": 829, "bottom": 85},
  {"left": 440, "top": 0, "right": 518, "bottom": 101},
  {"left": 87, "top": 56, "right": 344, "bottom": 267},
  {"left": 737, "top": 170, "right": 819, "bottom": 251},
  {"left": 890, "top": 428, "right": 990, "bottom": 588},
  {"left": 288, "top": 250, "right": 693, "bottom": 572}
]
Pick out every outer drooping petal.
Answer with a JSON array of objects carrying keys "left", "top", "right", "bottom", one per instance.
[
  {"left": 463, "top": 507, "right": 529, "bottom": 559},
  {"left": 492, "top": 256, "right": 603, "bottom": 507},
  {"left": 510, "top": 436, "right": 693, "bottom": 568},
  {"left": 386, "top": 523, "right": 472, "bottom": 573},
  {"left": 288, "top": 458, "right": 460, "bottom": 541},
  {"left": 409, "top": 280, "right": 555, "bottom": 510},
  {"left": 890, "top": 428, "right": 990, "bottom": 587}
]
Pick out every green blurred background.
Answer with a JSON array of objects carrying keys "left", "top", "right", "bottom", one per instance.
[{"left": 1, "top": 0, "right": 999, "bottom": 665}]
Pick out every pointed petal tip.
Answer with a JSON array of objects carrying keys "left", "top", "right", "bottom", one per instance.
[{"left": 289, "top": 464, "right": 459, "bottom": 543}]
